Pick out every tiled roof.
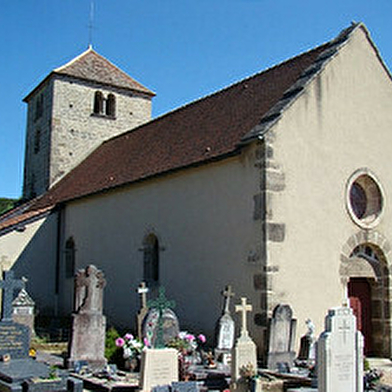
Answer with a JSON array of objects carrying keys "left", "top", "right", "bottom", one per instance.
[
  {"left": 0, "top": 200, "right": 53, "bottom": 233},
  {"left": 24, "top": 47, "right": 154, "bottom": 102},
  {"left": 8, "top": 24, "right": 360, "bottom": 227}
]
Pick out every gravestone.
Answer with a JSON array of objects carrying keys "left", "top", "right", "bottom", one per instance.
[
  {"left": 0, "top": 271, "right": 29, "bottom": 360},
  {"left": 0, "top": 272, "right": 83, "bottom": 391},
  {"left": 143, "top": 287, "right": 179, "bottom": 348},
  {"left": 140, "top": 288, "right": 179, "bottom": 391},
  {"left": 267, "top": 304, "right": 297, "bottom": 372},
  {"left": 231, "top": 298, "right": 257, "bottom": 386},
  {"left": 216, "top": 285, "right": 235, "bottom": 351},
  {"left": 68, "top": 265, "right": 107, "bottom": 371},
  {"left": 297, "top": 319, "right": 316, "bottom": 364},
  {"left": 171, "top": 381, "right": 200, "bottom": 392},
  {"left": 140, "top": 348, "right": 179, "bottom": 391},
  {"left": 137, "top": 281, "right": 149, "bottom": 340},
  {"left": 12, "top": 288, "right": 35, "bottom": 339},
  {"left": 318, "top": 306, "right": 363, "bottom": 392}
]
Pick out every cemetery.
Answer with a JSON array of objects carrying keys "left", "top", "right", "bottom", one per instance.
[
  {"left": 0, "top": 266, "right": 389, "bottom": 391},
  {"left": 2, "top": 22, "right": 392, "bottom": 392}
]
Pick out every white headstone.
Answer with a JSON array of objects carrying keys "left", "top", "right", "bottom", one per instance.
[
  {"left": 140, "top": 348, "right": 179, "bottom": 391},
  {"left": 231, "top": 298, "right": 257, "bottom": 382},
  {"left": 318, "top": 306, "right": 363, "bottom": 392},
  {"left": 217, "top": 313, "right": 235, "bottom": 350}
]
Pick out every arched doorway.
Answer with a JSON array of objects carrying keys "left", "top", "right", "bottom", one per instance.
[
  {"left": 348, "top": 277, "right": 372, "bottom": 354},
  {"left": 342, "top": 243, "right": 390, "bottom": 357}
]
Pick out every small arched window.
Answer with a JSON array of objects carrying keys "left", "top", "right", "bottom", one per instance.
[
  {"left": 106, "top": 94, "right": 116, "bottom": 117},
  {"left": 143, "top": 234, "right": 159, "bottom": 285},
  {"left": 93, "top": 91, "right": 104, "bottom": 114},
  {"left": 65, "top": 237, "right": 76, "bottom": 278}
]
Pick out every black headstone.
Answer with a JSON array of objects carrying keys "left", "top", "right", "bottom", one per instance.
[{"left": 0, "top": 321, "right": 29, "bottom": 359}]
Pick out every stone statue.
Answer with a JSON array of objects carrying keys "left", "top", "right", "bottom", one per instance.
[{"left": 74, "top": 265, "right": 106, "bottom": 314}]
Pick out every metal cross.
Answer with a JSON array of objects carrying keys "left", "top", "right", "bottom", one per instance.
[
  {"left": 0, "top": 271, "right": 26, "bottom": 321},
  {"left": 235, "top": 297, "right": 252, "bottom": 336},
  {"left": 138, "top": 281, "right": 149, "bottom": 310},
  {"left": 222, "top": 285, "right": 235, "bottom": 314},
  {"left": 148, "top": 286, "right": 176, "bottom": 348}
]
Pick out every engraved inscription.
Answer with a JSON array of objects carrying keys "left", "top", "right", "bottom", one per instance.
[{"left": 0, "top": 322, "right": 29, "bottom": 358}]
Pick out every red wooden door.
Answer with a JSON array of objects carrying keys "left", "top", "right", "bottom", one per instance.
[{"left": 348, "top": 278, "right": 372, "bottom": 355}]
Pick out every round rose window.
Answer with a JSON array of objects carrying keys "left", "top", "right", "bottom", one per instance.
[{"left": 347, "top": 170, "right": 383, "bottom": 228}]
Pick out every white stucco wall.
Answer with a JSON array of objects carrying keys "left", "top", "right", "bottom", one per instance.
[
  {"left": 0, "top": 213, "right": 58, "bottom": 313},
  {"left": 267, "top": 27, "right": 392, "bottom": 341},
  {"left": 59, "top": 150, "right": 265, "bottom": 347}
]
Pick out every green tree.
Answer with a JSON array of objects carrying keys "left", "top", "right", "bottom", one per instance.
[{"left": 0, "top": 198, "right": 17, "bottom": 216}]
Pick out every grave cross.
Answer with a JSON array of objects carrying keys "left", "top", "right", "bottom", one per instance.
[
  {"left": 148, "top": 286, "right": 175, "bottom": 348},
  {"left": 222, "top": 285, "right": 235, "bottom": 314},
  {"left": 235, "top": 297, "right": 252, "bottom": 337},
  {"left": 138, "top": 281, "right": 149, "bottom": 309},
  {"left": 0, "top": 271, "right": 26, "bottom": 321}
]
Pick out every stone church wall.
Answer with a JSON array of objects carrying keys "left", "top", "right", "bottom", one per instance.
[
  {"left": 50, "top": 76, "right": 152, "bottom": 187},
  {"left": 23, "top": 80, "right": 53, "bottom": 198}
]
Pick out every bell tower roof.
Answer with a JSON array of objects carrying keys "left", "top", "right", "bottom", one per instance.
[{"left": 24, "top": 47, "right": 155, "bottom": 102}]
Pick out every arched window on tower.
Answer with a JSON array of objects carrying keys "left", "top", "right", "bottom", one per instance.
[
  {"left": 143, "top": 234, "right": 160, "bottom": 286},
  {"left": 93, "top": 91, "right": 104, "bottom": 114},
  {"left": 106, "top": 94, "right": 116, "bottom": 117},
  {"left": 65, "top": 237, "right": 76, "bottom": 278}
]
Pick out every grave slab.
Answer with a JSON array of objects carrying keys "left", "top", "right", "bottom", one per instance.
[{"left": 140, "top": 348, "right": 179, "bottom": 391}]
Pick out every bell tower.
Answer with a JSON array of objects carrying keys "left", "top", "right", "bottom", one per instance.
[{"left": 22, "top": 47, "right": 154, "bottom": 200}]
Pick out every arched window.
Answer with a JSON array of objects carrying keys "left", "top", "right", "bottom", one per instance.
[
  {"left": 65, "top": 237, "right": 76, "bottom": 278},
  {"left": 106, "top": 94, "right": 116, "bottom": 117},
  {"left": 93, "top": 91, "right": 104, "bottom": 114},
  {"left": 143, "top": 234, "right": 159, "bottom": 285}
]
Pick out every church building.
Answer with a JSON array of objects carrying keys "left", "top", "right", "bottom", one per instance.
[{"left": 1, "top": 23, "right": 392, "bottom": 360}]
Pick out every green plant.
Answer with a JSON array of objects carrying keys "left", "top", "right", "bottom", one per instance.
[
  {"left": 105, "top": 327, "right": 123, "bottom": 366},
  {"left": 0, "top": 198, "right": 17, "bottom": 216}
]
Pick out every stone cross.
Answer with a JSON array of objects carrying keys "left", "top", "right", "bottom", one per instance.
[
  {"left": 235, "top": 297, "right": 252, "bottom": 337},
  {"left": 0, "top": 271, "right": 26, "bottom": 321},
  {"left": 222, "top": 285, "right": 235, "bottom": 314},
  {"left": 148, "top": 286, "right": 175, "bottom": 348},
  {"left": 136, "top": 281, "right": 149, "bottom": 339},
  {"left": 138, "top": 281, "right": 149, "bottom": 309}
]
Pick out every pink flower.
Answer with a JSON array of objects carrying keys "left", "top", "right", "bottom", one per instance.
[
  {"left": 125, "top": 333, "right": 134, "bottom": 341},
  {"left": 198, "top": 334, "right": 206, "bottom": 343},
  {"left": 115, "top": 337, "right": 125, "bottom": 347},
  {"left": 185, "top": 334, "right": 195, "bottom": 341},
  {"left": 143, "top": 337, "right": 150, "bottom": 347}
]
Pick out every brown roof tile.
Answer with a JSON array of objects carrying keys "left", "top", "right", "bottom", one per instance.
[
  {"left": 24, "top": 48, "right": 154, "bottom": 102},
  {"left": 32, "top": 44, "right": 330, "bottom": 209},
  {"left": 18, "top": 25, "right": 359, "bottom": 218},
  {"left": 54, "top": 48, "right": 155, "bottom": 95}
]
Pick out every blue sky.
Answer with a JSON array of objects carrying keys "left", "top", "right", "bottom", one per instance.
[{"left": 1, "top": 0, "right": 392, "bottom": 199}]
